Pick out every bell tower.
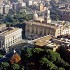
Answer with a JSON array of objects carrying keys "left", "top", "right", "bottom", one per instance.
[
  {"left": 44, "top": 8, "right": 51, "bottom": 23},
  {"left": 44, "top": 0, "right": 51, "bottom": 23}
]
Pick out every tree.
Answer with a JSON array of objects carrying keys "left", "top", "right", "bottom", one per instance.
[
  {"left": 55, "top": 57, "right": 70, "bottom": 70},
  {"left": 13, "top": 12, "right": 26, "bottom": 22},
  {"left": 0, "top": 14, "right": 4, "bottom": 19},
  {"left": 1, "top": 62, "right": 10, "bottom": 70},
  {"left": 26, "top": 14, "right": 33, "bottom": 21},
  {"left": 40, "top": 56, "right": 48, "bottom": 64},
  {"left": 11, "top": 64, "right": 20, "bottom": 70},
  {"left": 26, "top": 48, "right": 33, "bottom": 57},
  {"left": 21, "top": 66, "right": 24, "bottom": 70},
  {"left": 40, "top": 56, "right": 58, "bottom": 70},
  {"left": 0, "top": 54, "right": 3, "bottom": 58},
  {"left": 5, "top": 14, "right": 13, "bottom": 23},
  {"left": 10, "top": 53, "right": 21, "bottom": 64},
  {"left": 46, "top": 49, "right": 58, "bottom": 62},
  {"left": 33, "top": 48, "right": 44, "bottom": 54},
  {"left": 58, "top": 67, "right": 65, "bottom": 70}
]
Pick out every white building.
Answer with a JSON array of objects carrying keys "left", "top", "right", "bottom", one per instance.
[
  {"left": 28, "top": 0, "right": 33, "bottom": 6},
  {"left": 18, "top": 2, "right": 26, "bottom": 8},
  {"left": 0, "top": 5, "right": 3, "bottom": 14},
  {"left": 0, "top": 24, "right": 22, "bottom": 50},
  {"left": 3, "top": 4, "right": 10, "bottom": 14},
  {"left": 0, "top": 4, "right": 11, "bottom": 14},
  {"left": 12, "top": 2, "right": 18, "bottom": 11}
]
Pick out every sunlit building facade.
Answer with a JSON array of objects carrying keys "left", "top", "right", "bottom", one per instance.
[{"left": 0, "top": 24, "right": 22, "bottom": 50}]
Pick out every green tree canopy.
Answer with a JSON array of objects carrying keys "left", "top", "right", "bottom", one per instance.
[
  {"left": 58, "top": 67, "right": 65, "bottom": 70},
  {"left": 46, "top": 49, "right": 60, "bottom": 62},
  {"left": 1, "top": 62, "right": 10, "bottom": 70},
  {"left": 12, "top": 64, "right": 20, "bottom": 70},
  {"left": 40, "top": 56, "right": 58, "bottom": 70},
  {"left": 33, "top": 48, "right": 44, "bottom": 54},
  {"left": 5, "top": 14, "right": 14, "bottom": 23}
]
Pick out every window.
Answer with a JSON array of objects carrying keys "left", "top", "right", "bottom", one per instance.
[
  {"left": 44, "top": 29, "right": 46, "bottom": 36},
  {"left": 36, "top": 27, "right": 38, "bottom": 34}
]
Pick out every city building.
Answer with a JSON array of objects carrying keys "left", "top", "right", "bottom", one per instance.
[
  {"left": 12, "top": 2, "right": 18, "bottom": 12},
  {"left": 24, "top": 0, "right": 33, "bottom": 6},
  {"left": 18, "top": 2, "right": 26, "bottom": 8},
  {"left": 39, "top": 3, "right": 44, "bottom": 11},
  {"left": 0, "top": 24, "right": 6, "bottom": 29},
  {"left": 10, "top": 0, "right": 23, "bottom": 3},
  {"left": 33, "top": 36, "right": 60, "bottom": 51},
  {"left": 3, "top": 4, "right": 10, "bottom": 14},
  {"left": 51, "top": 38, "right": 70, "bottom": 46},
  {"left": 28, "top": 0, "right": 33, "bottom": 6},
  {"left": 0, "top": 6, "right": 3, "bottom": 14},
  {"left": 59, "top": 9, "right": 70, "bottom": 21},
  {"left": 0, "top": 2, "right": 11, "bottom": 14},
  {"left": 50, "top": 0, "right": 61, "bottom": 4},
  {"left": 58, "top": 2, "right": 70, "bottom": 21},
  {"left": 25, "top": 8, "right": 70, "bottom": 39},
  {"left": 39, "top": 3, "right": 47, "bottom": 12},
  {"left": 0, "top": 0, "right": 3, "bottom": 5},
  {"left": 0, "top": 24, "right": 22, "bottom": 51},
  {"left": 12, "top": 1, "right": 26, "bottom": 12}
]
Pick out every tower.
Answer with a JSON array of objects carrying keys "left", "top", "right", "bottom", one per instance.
[
  {"left": 33, "top": 11, "right": 38, "bottom": 20},
  {"left": 44, "top": 8, "right": 51, "bottom": 23},
  {"left": 44, "top": 0, "right": 51, "bottom": 23}
]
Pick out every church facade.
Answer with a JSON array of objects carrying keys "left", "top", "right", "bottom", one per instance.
[{"left": 25, "top": 8, "right": 70, "bottom": 39}]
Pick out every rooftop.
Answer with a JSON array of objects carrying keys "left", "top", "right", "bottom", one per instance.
[
  {"left": 0, "top": 27, "right": 21, "bottom": 36},
  {"left": 0, "top": 24, "right": 6, "bottom": 28},
  {"left": 25, "top": 20, "right": 61, "bottom": 29},
  {"left": 59, "top": 8, "right": 70, "bottom": 12},
  {"left": 33, "top": 36, "right": 52, "bottom": 46},
  {"left": 33, "top": 35, "right": 60, "bottom": 49}
]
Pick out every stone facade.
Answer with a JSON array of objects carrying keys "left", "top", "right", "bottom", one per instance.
[
  {"left": 0, "top": 24, "right": 22, "bottom": 50},
  {"left": 25, "top": 21, "right": 70, "bottom": 39}
]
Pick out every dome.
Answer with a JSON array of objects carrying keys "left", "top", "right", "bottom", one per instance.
[{"left": 33, "top": 11, "right": 38, "bottom": 20}]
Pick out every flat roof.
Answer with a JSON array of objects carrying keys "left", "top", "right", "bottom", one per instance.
[
  {"left": 0, "top": 27, "right": 21, "bottom": 36},
  {"left": 25, "top": 20, "right": 59, "bottom": 29},
  {"left": 0, "top": 24, "right": 6, "bottom": 28},
  {"left": 34, "top": 36, "right": 52, "bottom": 46}
]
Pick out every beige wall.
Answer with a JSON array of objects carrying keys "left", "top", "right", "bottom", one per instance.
[
  {"left": 25, "top": 21, "right": 70, "bottom": 39},
  {"left": 25, "top": 23, "right": 57, "bottom": 39},
  {"left": 0, "top": 28, "right": 22, "bottom": 49}
]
